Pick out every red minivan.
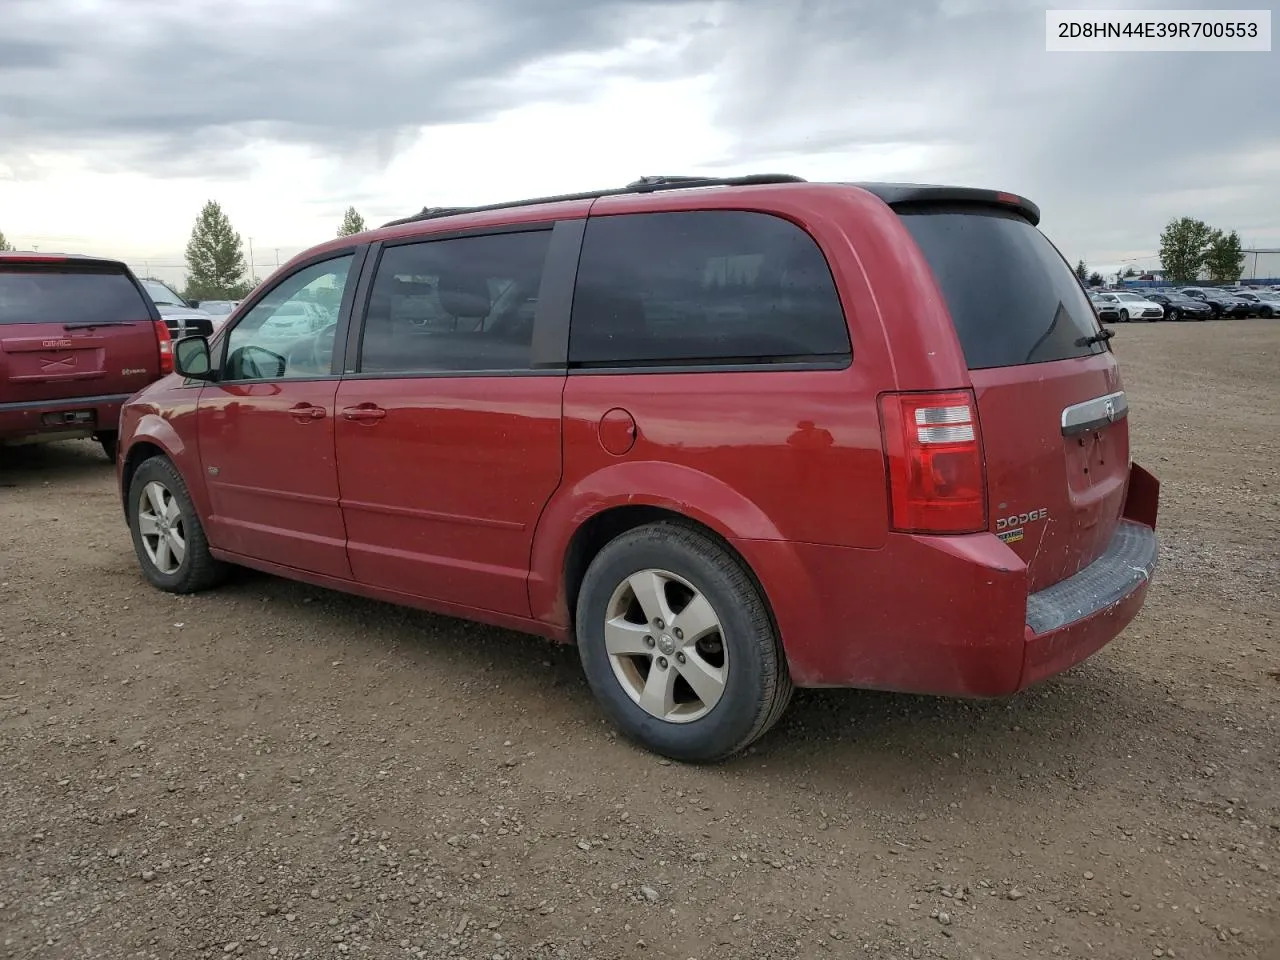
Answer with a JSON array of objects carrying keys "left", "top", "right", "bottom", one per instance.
[
  {"left": 116, "top": 175, "right": 1159, "bottom": 761},
  {"left": 1, "top": 253, "right": 173, "bottom": 460}
]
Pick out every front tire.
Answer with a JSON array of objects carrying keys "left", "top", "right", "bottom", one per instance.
[
  {"left": 575, "top": 521, "right": 793, "bottom": 763},
  {"left": 127, "top": 456, "right": 227, "bottom": 594},
  {"left": 1119, "top": 310, "right": 1130, "bottom": 323},
  {"left": 1166, "top": 308, "right": 1180, "bottom": 322}
]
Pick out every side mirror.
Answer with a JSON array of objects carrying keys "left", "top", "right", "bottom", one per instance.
[{"left": 174, "top": 335, "right": 215, "bottom": 380}]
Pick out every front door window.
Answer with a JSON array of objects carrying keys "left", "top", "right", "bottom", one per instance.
[{"left": 222, "top": 255, "right": 353, "bottom": 381}]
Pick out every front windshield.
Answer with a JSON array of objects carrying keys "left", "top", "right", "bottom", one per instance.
[{"left": 143, "top": 280, "right": 185, "bottom": 306}]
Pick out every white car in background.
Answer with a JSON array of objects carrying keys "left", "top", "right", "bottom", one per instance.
[
  {"left": 196, "top": 299, "right": 240, "bottom": 330},
  {"left": 257, "top": 300, "right": 335, "bottom": 343},
  {"left": 1106, "top": 291, "right": 1165, "bottom": 322}
]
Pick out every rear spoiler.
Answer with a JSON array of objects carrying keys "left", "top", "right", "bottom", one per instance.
[
  {"left": 846, "top": 182, "right": 1041, "bottom": 227},
  {"left": 0, "top": 252, "right": 132, "bottom": 270}
]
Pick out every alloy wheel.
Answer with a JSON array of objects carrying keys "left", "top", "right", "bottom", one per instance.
[
  {"left": 603, "top": 568, "right": 728, "bottom": 723},
  {"left": 137, "top": 480, "right": 187, "bottom": 575}
]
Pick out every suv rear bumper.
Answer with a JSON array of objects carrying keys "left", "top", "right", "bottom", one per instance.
[
  {"left": 0, "top": 393, "right": 131, "bottom": 444},
  {"left": 737, "top": 463, "right": 1160, "bottom": 696}
]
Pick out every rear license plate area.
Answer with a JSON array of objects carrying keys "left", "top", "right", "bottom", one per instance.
[{"left": 41, "top": 409, "right": 96, "bottom": 427}]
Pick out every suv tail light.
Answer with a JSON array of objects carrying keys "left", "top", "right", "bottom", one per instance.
[
  {"left": 878, "top": 389, "right": 987, "bottom": 534},
  {"left": 154, "top": 320, "right": 173, "bottom": 375}
]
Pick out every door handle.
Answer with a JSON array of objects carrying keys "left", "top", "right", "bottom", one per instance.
[
  {"left": 341, "top": 404, "right": 387, "bottom": 423},
  {"left": 289, "top": 402, "right": 327, "bottom": 422}
]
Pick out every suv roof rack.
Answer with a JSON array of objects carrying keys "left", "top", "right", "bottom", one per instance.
[{"left": 381, "top": 173, "right": 807, "bottom": 228}]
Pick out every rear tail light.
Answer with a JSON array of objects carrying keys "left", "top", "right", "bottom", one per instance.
[
  {"left": 878, "top": 389, "right": 987, "bottom": 534},
  {"left": 154, "top": 320, "right": 173, "bottom": 375}
]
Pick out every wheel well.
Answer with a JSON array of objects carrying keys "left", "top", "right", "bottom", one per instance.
[
  {"left": 120, "top": 441, "right": 166, "bottom": 515},
  {"left": 561, "top": 505, "right": 775, "bottom": 640}
]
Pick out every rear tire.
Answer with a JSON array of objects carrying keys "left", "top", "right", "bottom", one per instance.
[
  {"left": 96, "top": 431, "right": 118, "bottom": 462},
  {"left": 127, "top": 455, "right": 227, "bottom": 594},
  {"left": 575, "top": 521, "right": 793, "bottom": 763}
]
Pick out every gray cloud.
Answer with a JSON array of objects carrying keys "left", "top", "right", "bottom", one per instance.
[
  {"left": 2, "top": 0, "right": 1275, "bottom": 269},
  {"left": 697, "top": 0, "right": 1280, "bottom": 266},
  {"left": 0, "top": 0, "right": 708, "bottom": 172}
]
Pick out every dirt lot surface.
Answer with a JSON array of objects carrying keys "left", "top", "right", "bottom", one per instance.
[{"left": 2, "top": 322, "right": 1277, "bottom": 960}]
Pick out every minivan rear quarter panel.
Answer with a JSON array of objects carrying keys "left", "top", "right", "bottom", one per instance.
[{"left": 530, "top": 189, "right": 941, "bottom": 628}]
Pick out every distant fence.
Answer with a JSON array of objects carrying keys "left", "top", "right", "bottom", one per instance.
[{"left": 1116, "top": 278, "right": 1280, "bottom": 289}]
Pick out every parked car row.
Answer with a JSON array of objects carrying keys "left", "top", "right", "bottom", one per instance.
[
  {"left": 1226, "top": 289, "right": 1279, "bottom": 317},
  {"left": 1089, "top": 285, "right": 1279, "bottom": 322}
]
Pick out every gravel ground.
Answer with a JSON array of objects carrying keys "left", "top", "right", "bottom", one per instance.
[{"left": 1, "top": 321, "right": 1277, "bottom": 960}]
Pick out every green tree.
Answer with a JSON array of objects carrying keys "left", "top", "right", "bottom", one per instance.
[
  {"left": 0, "top": 228, "right": 12, "bottom": 251},
  {"left": 338, "top": 206, "right": 367, "bottom": 237},
  {"left": 184, "top": 200, "right": 249, "bottom": 300},
  {"left": 1204, "top": 229, "right": 1245, "bottom": 283},
  {"left": 1159, "top": 216, "right": 1214, "bottom": 284},
  {"left": 1123, "top": 266, "right": 1136, "bottom": 277},
  {"left": 1074, "top": 259, "right": 1088, "bottom": 281},
  {"left": 1087, "top": 272, "right": 1104, "bottom": 287}
]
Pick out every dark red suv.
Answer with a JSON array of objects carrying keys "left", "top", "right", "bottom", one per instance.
[
  {"left": 116, "top": 174, "right": 1160, "bottom": 761},
  {"left": 1, "top": 253, "right": 173, "bottom": 460}
]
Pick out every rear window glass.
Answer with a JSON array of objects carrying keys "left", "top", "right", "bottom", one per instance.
[
  {"left": 569, "top": 211, "right": 851, "bottom": 367},
  {"left": 897, "top": 206, "right": 1106, "bottom": 369},
  {"left": 0, "top": 265, "right": 149, "bottom": 326}
]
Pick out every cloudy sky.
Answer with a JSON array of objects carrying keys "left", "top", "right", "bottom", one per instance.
[{"left": 1, "top": 0, "right": 1275, "bottom": 285}]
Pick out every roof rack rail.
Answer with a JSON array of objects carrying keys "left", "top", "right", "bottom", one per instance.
[{"left": 381, "top": 173, "right": 806, "bottom": 227}]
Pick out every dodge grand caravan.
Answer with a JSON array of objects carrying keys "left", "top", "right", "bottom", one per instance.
[
  {"left": 1, "top": 252, "right": 174, "bottom": 460},
  {"left": 116, "top": 174, "right": 1160, "bottom": 762}
]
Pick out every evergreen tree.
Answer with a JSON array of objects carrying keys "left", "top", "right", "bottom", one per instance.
[
  {"left": 184, "top": 201, "right": 250, "bottom": 300},
  {"left": 338, "top": 206, "right": 367, "bottom": 237},
  {"left": 0, "top": 228, "right": 13, "bottom": 251}
]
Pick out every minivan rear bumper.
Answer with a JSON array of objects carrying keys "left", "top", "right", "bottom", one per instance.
[
  {"left": 739, "top": 463, "right": 1160, "bottom": 696},
  {"left": 0, "top": 393, "right": 131, "bottom": 444},
  {"left": 1020, "top": 519, "right": 1155, "bottom": 687}
]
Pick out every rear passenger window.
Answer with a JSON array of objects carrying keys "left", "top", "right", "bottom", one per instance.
[
  {"left": 0, "top": 266, "right": 149, "bottom": 325},
  {"left": 897, "top": 205, "right": 1107, "bottom": 369},
  {"left": 359, "top": 230, "right": 552, "bottom": 375},
  {"left": 569, "top": 211, "right": 850, "bottom": 367}
]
